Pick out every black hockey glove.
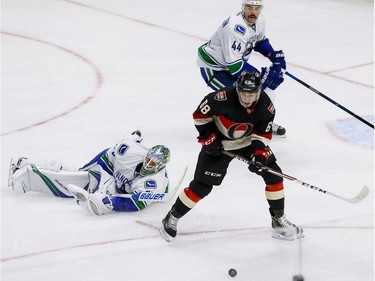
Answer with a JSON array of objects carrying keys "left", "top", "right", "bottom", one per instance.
[
  {"left": 248, "top": 149, "right": 269, "bottom": 176},
  {"left": 269, "top": 50, "right": 286, "bottom": 73},
  {"left": 198, "top": 132, "right": 222, "bottom": 157},
  {"left": 260, "top": 67, "right": 284, "bottom": 91}
]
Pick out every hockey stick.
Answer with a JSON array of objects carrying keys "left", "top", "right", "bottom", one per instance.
[
  {"left": 222, "top": 151, "right": 369, "bottom": 204},
  {"left": 116, "top": 166, "right": 188, "bottom": 202},
  {"left": 285, "top": 71, "right": 374, "bottom": 129}
]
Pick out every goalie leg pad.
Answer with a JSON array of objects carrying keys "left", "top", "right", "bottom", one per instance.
[{"left": 10, "top": 163, "right": 89, "bottom": 197}]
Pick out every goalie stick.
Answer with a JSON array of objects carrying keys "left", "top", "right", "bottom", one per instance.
[
  {"left": 115, "top": 166, "right": 188, "bottom": 202},
  {"left": 222, "top": 151, "right": 369, "bottom": 204}
]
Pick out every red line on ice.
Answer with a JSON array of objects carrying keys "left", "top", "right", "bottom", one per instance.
[
  {"left": 1, "top": 32, "right": 103, "bottom": 136},
  {"left": 1, "top": 223, "right": 371, "bottom": 263},
  {"left": 64, "top": 0, "right": 373, "bottom": 89}
]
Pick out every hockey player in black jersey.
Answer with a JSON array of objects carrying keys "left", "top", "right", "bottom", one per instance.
[{"left": 160, "top": 70, "right": 303, "bottom": 242}]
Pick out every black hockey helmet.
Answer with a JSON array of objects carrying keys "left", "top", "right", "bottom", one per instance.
[
  {"left": 235, "top": 70, "right": 262, "bottom": 93},
  {"left": 235, "top": 70, "right": 262, "bottom": 108}
]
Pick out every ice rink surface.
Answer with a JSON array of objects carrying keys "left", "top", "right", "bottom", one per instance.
[{"left": 1, "top": 0, "right": 374, "bottom": 280}]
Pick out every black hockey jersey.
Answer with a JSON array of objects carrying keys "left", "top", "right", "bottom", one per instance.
[{"left": 193, "top": 86, "right": 275, "bottom": 150}]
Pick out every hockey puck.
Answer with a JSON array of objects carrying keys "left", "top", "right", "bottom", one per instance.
[
  {"left": 228, "top": 268, "right": 237, "bottom": 277},
  {"left": 293, "top": 274, "right": 304, "bottom": 281}
]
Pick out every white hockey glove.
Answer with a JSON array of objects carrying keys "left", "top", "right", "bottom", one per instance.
[
  {"left": 131, "top": 130, "right": 143, "bottom": 143},
  {"left": 67, "top": 184, "right": 113, "bottom": 216}
]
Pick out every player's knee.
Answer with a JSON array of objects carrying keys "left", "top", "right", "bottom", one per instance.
[
  {"left": 189, "top": 180, "right": 213, "bottom": 198},
  {"left": 263, "top": 162, "right": 283, "bottom": 185}
]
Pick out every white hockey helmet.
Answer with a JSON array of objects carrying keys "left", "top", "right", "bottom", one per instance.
[
  {"left": 140, "top": 145, "right": 170, "bottom": 176},
  {"left": 242, "top": 0, "right": 263, "bottom": 17},
  {"left": 242, "top": 0, "right": 263, "bottom": 6}
]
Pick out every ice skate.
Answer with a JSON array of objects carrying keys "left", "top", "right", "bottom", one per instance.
[
  {"left": 271, "top": 214, "right": 304, "bottom": 241},
  {"left": 8, "top": 157, "right": 28, "bottom": 189},
  {"left": 272, "top": 123, "right": 286, "bottom": 137},
  {"left": 159, "top": 210, "right": 179, "bottom": 242}
]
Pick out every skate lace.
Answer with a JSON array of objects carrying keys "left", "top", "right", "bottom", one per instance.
[
  {"left": 167, "top": 214, "right": 179, "bottom": 230},
  {"left": 277, "top": 215, "right": 295, "bottom": 228},
  {"left": 13, "top": 157, "right": 28, "bottom": 173}
]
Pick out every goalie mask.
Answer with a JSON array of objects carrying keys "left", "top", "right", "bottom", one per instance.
[
  {"left": 140, "top": 145, "right": 170, "bottom": 176},
  {"left": 235, "top": 70, "right": 262, "bottom": 108}
]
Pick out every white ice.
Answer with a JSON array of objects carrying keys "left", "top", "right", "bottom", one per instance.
[{"left": 1, "top": 0, "right": 374, "bottom": 280}]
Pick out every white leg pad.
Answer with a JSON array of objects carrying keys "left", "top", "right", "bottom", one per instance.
[{"left": 12, "top": 164, "right": 89, "bottom": 197}]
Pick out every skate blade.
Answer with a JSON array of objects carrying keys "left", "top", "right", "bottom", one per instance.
[
  {"left": 159, "top": 227, "right": 174, "bottom": 242},
  {"left": 272, "top": 134, "right": 287, "bottom": 138},
  {"left": 271, "top": 232, "right": 305, "bottom": 241},
  {"left": 8, "top": 158, "right": 16, "bottom": 187}
]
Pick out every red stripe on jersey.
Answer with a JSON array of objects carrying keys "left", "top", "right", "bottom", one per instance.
[
  {"left": 184, "top": 187, "right": 202, "bottom": 203},
  {"left": 217, "top": 115, "right": 253, "bottom": 139},
  {"left": 193, "top": 112, "right": 208, "bottom": 119},
  {"left": 252, "top": 132, "right": 272, "bottom": 141},
  {"left": 218, "top": 115, "right": 238, "bottom": 128},
  {"left": 266, "top": 182, "right": 284, "bottom": 192}
]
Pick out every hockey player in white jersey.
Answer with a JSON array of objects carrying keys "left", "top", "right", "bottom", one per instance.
[
  {"left": 8, "top": 131, "right": 171, "bottom": 215},
  {"left": 197, "top": 0, "right": 286, "bottom": 136}
]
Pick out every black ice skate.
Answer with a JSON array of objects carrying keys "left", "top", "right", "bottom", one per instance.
[
  {"left": 272, "top": 123, "right": 286, "bottom": 137},
  {"left": 159, "top": 210, "right": 180, "bottom": 242},
  {"left": 271, "top": 214, "right": 304, "bottom": 241}
]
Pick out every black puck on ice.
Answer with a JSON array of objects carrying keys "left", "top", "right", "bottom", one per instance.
[
  {"left": 228, "top": 268, "right": 237, "bottom": 277},
  {"left": 293, "top": 275, "right": 304, "bottom": 281}
]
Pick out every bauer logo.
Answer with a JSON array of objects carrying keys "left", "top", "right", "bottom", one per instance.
[
  {"left": 234, "top": 24, "right": 246, "bottom": 35},
  {"left": 144, "top": 180, "right": 157, "bottom": 189},
  {"left": 139, "top": 192, "right": 165, "bottom": 201}
]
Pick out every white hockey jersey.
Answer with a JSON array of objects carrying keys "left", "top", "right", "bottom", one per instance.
[
  {"left": 197, "top": 12, "right": 267, "bottom": 76},
  {"left": 105, "top": 134, "right": 169, "bottom": 195},
  {"left": 9, "top": 133, "right": 170, "bottom": 213}
]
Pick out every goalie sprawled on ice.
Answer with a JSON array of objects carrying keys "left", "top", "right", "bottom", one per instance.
[{"left": 8, "top": 131, "right": 170, "bottom": 215}]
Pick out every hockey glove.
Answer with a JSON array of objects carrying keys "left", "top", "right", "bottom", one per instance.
[
  {"left": 269, "top": 50, "right": 286, "bottom": 73},
  {"left": 260, "top": 67, "right": 284, "bottom": 90},
  {"left": 198, "top": 132, "right": 222, "bottom": 157},
  {"left": 248, "top": 149, "right": 269, "bottom": 176}
]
